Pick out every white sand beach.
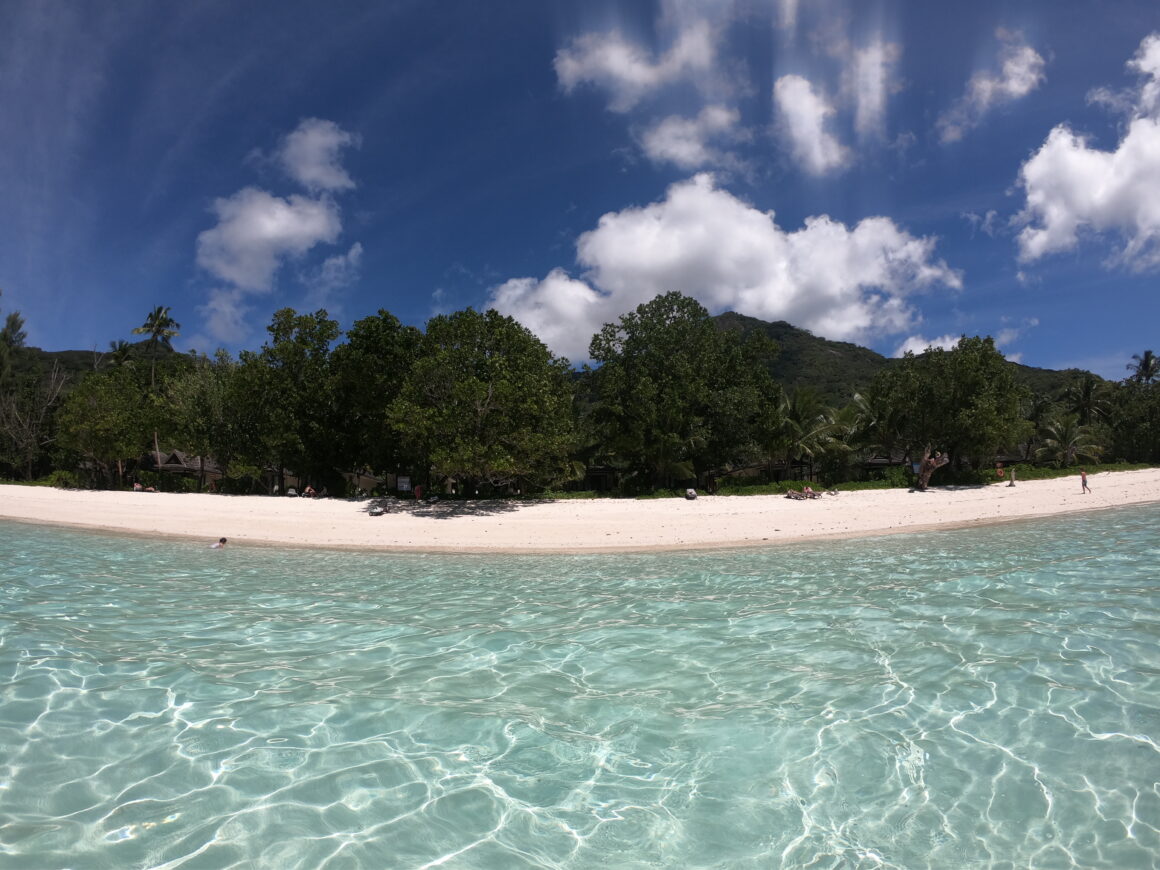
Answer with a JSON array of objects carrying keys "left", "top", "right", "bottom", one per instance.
[{"left": 2, "top": 468, "right": 1158, "bottom": 553}]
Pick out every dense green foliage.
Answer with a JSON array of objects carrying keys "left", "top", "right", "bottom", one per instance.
[
  {"left": 587, "top": 293, "right": 775, "bottom": 489},
  {"left": 1, "top": 292, "right": 1157, "bottom": 494},
  {"left": 389, "top": 309, "right": 576, "bottom": 492}
]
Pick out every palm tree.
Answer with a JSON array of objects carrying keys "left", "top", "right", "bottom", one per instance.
[
  {"left": 1035, "top": 414, "right": 1104, "bottom": 467},
  {"left": 107, "top": 340, "right": 135, "bottom": 369},
  {"left": 1063, "top": 373, "right": 1110, "bottom": 426},
  {"left": 780, "top": 387, "right": 838, "bottom": 482},
  {"left": 850, "top": 390, "right": 908, "bottom": 461},
  {"left": 132, "top": 306, "right": 181, "bottom": 475},
  {"left": 132, "top": 306, "right": 181, "bottom": 388},
  {"left": 1127, "top": 350, "right": 1159, "bottom": 384}
]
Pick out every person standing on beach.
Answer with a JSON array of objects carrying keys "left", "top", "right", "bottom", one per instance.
[{"left": 1080, "top": 469, "right": 1091, "bottom": 494}]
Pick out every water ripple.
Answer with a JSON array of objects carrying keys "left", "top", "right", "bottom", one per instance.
[{"left": 2, "top": 507, "right": 1159, "bottom": 867}]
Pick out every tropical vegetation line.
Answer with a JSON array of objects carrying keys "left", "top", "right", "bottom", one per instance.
[{"left": 1, "top": 290, "right": 1158, "bottom": 497}]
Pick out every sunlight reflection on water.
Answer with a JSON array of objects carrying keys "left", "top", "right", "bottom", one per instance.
[{"left": 1, "top": 507, "right": 1159, "bottom": 868}]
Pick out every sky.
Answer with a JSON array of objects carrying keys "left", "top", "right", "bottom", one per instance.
[{"left": 2, "top": 0, "right": 1159, "bottom": 379}]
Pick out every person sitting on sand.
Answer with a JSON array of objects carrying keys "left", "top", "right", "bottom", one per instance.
[
  {"left": 304, "top": 485, "right": 316, "bottom": 498},
  {"left": 210, "top": 537, "right": 227, "bottom": 549}
]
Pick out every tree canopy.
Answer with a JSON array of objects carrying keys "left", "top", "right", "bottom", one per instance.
[{"left": 389, "top": 308, "right": 577, "bottom": 491}]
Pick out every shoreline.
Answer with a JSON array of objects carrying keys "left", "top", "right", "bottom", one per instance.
[{"left": 3, "top": 469, "right": 1159, "bottom": 554}]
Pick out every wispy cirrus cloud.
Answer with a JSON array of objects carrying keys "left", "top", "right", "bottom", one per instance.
[{"left": 937, "top": 29, "right": 1046, "bottom": 143}]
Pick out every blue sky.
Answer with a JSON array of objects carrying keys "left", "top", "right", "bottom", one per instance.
[{"left": 2, "top": 0, "right": 1159, "bottom": 378}]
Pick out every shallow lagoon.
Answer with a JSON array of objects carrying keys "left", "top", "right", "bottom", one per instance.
[{"left": 1, "top": 507, "right": 1159, "bottom": 869}]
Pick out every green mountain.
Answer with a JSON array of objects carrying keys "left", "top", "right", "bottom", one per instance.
[{"left": 713, "top": 311, "right": 1095, "bottom": 406}]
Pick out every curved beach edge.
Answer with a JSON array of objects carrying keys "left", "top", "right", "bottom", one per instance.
[{"left": 2, "top": 469, "right": 1158, "bottom": 554}]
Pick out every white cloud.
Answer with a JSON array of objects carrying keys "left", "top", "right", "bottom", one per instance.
[
  {"left": 1132, "top": 32, "right": 1160, "bottom": 114},
  {"left": 638, "top": 105, "right": 742, "bottom": 169},
  {"left": 488, "top": 269, "right": 606, "bottom": 362},
  {"left": 846, "top": 38, "right": 902, "bottom": 141},
  {"left": 197, "top": 187, "right": 342, "bottom": 292},
  {"left": 995, "top": 316, "right": 1038, "bottom": 349},
  {"left": 277, "top": 118, "right": 359, "bottom": 193},
  {"left": 893, "top": 334, "right": 961, "bottom": 357},
  {"left": 774, "top": 74, "right": 849, "bottom": 175},
  {"left": 1015, "top": 33, "right": 1160, "bottom": 269},
  {"left": 489, "top": 173, "right": 960, "bottom": 361},
  {"left": 775, "top": 0, "right": 799, "bottom": 32},
  {"left": 938, "top": 30, "right": 1046, "bottom": 143},
  {"left": 962, "top": 209, "right": 1000, "bottom": 237},
  {"left": 554, "top": 20, "right": 715, "bottom": 112},
  {"left": 302, "top": 242, "right": 363, "bottom": 310},
  {"left": 194, "top": 121, "right": 360, "bottom": 344},
  {"left": 199, "top": 288, "right": 251, "bottom": 345}
]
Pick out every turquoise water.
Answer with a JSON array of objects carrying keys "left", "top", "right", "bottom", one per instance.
[{"left": 1, "top": 508, "right": 1159, "bottom": 869}]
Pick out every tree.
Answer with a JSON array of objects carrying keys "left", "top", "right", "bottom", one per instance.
[
  {"left": 870, "top": 336, "right": 1027, "bottom": 470},
  {"left": 779, "top": 387, "right": 839, "bottom": 481},
  {"left": 389, "top": 308, "right": 576, "bottom": 492},
  {"left": 255, "top": 308, "right": 342, "bottom": 491},
  {"left": 107, "top": 340, "right": 135, "bottom": 369},
  {"left": 1063, "top": 373, "right": 1110, "bottom": 426},
  {"left": 0, "top": 362, "right": 67, "bottom": 479},
  {"left": 131, "top": 305, "right": 181, "bottom": 388},
  {"left": 329, "top": 310, "right": 422, "bottom": 478},
  {"left": 0, "top": 291, "right": 26, "bottom": 386},
  {"left": 1035, "top": 414, "right": 1104, "bottom": 467},
  {"left": 131, "top": 305, "right": 182, "bottom": 471},
  {"left": 1106, "top": 379, "right": 1160, "bottom": 463},
  {"left": 166, "top": 351, "right": 238, "bottom": 490},
  {"left": 588, "top": 292, "right": 771, "bottom": 489},
  {"left": 56, "top": 369, "right": 151, "bottom": 487},
  {"left": 1127, "top": 350, "right": 1159, "bottom": 384}
]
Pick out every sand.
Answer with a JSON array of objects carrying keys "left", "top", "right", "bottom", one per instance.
[{"left": 2, "top": 468, "right": 1158, "bottom": 553}]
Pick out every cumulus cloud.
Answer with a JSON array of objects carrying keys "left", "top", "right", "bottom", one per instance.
[
  {"left": 1015, "top": 33, "right": 1160, "bottom": 269},
  {"left": 774, "top": 74, "right": 850, "bottom": 175},
  {"left": 277, "top": 118, "right": 359, "bottom": 193},
  {"left": 196, "top": 188, "right": 342, "bottom": 291},
  {"left": 554, "top": 20, "right": 715, "bottom": 112},
  {"left": 893, "top": 334, "right": 961, "bottom": 357},
  {"left": 937, "top": 29, "right": 1046, "bottom": 143},
  {"left": 1133, "top": 32, "right": 1160, "bottom": 114},
  {"left": 638, "top": 105, "right": 742, "bottom": 169},
  {"left": 488, "top": 173, "right": 960, "bottom": 361},
  {"left": 196, "top": 119, "right": 359, "bottom": 344}
]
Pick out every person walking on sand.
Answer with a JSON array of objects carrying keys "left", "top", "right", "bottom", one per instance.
[{"left": 1080, "top": 469, "right": 1091, "bottom": 494}]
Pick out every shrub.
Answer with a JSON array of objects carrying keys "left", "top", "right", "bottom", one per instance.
[{"left": 45, "top": 470, "right": 81, "bottom": 489}]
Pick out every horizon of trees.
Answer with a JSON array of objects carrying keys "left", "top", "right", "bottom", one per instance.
[{"left": 1, "top": 291, "right": 1158, "bottom": 495}]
